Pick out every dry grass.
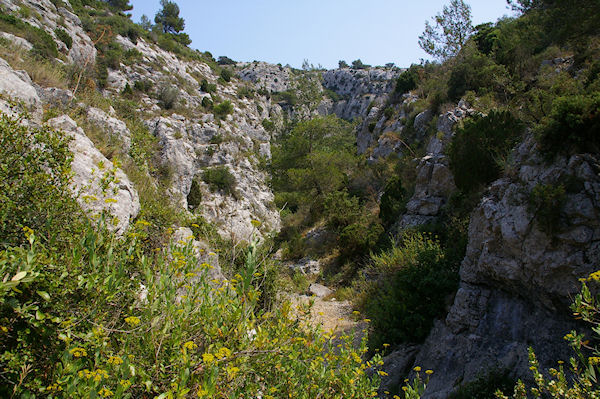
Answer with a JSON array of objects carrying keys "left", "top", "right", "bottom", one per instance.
[{"left": 0, "top": 39, "right": 69, "bottom": 89}]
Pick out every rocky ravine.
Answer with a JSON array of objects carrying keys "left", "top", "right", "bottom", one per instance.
[{"left": 381, "top": 134, "right": 600, "bottom": 397}]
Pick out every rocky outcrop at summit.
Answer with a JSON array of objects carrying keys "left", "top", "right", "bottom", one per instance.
[{"left": 323, "top": 67, "right": 401, "bottom": 121}]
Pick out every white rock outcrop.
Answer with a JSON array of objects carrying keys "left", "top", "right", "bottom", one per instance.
[{"left": 47, "top": 115, "right": 140, "bottom": 235}]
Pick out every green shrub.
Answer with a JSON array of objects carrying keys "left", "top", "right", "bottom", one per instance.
[
  {"left": 0, "top": 220, "right": 383, "bottom": 398},
  {"left": 395, "top": 65, "right": 421, "bottom": 94},
  {"left": 220, "top": 68, "right": 232, "bottom": 82},
  {"left": 528, "top": 183, "right": 565, "bottom": 235},
  {"left": 448, "top": 111, "right": 523, "bottom": 194},
  {"left": 54, "top": 27, "right": 72, "bottom": 49},
  {"left": 202, "top": 166, "right": 237, "bottom": 195},
  {"left": 384, "top": 106, "right": 394, "bottom": 119},
  {"left": 324, "top": 88, "right": 341, "bottom": 102},
  {"left": 158, "top": 84, "right": 179, "bottom": 109},
  {"left": 208, "top": 134, "right": 223, "bottom": 145},
  {"left": 537, "top": 93, "right": 600, "bottom": 156},
  {"left": 187, "top": 178, "right": 203, "bottom": 210},
  {"left": 272, "top": 90, "right": 298, "bottom": 106},
  {"left": 0, "top": 112, "right": 83, "bottom": 248},
  {"left": 200, "top": 79, "right": 216, "bottom": 93},
  {"left": 362, "top": 233, "right": 459, "bottom": 350},
  {"left": 133, "top": 79, "right": 153, "bottom": 93},
  {"left": 262, "top": 118, "right": 275, "bottom": 132},
  {"left": 213, "top": 100, "right": 234, "bottom": 118},
  {"left": 201, "top": 96, "right": 213, "bottom": 109},
  {"left": 447, "top": 44, "right": 509, "bottom": 101},
  {"left": 237, "top": 85, "right": 254, "bottom": 99}
]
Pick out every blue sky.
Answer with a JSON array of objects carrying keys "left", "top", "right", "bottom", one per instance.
[{"left": 129, "top": 0, "right": 514, "bottom": 69}]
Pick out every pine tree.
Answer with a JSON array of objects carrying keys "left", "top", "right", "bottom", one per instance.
[{"left": 154, "top": 0, "right": 185, "bottom": 34}]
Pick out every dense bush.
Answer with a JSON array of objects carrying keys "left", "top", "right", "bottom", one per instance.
[
  {"left": 448, "top": 111, "right": 523, "bottom": 194},
  {"left": 379, "top": 176, "right": 407, "bottom": 227},
  {"left": 200, "top": 79, "right": 216, "bottom": 93},
  {"left": 187, "top": 178, "right": 203, "bottom": 210},
  {"left": 220, "top": 68, "right": 232, "bottom": 82},
  {"left": 537, "top": 93, "right": 600, "bottom": 156},
  {"left": 447, "top": 44, "right": 509, "bottom": 101},
  {"left": 158, "top": 83, "right": 179, "bottom": 109},
  {"left": 395, "top": 65, "right": 421, "bottom": 95},
  {"left": 362, "top": 233, "right": 459, "bottom": 350},
  {"left": 213, "top": 100, "right": 234, "bottom": 118},
  {"left": 0, "top": 221, "right": 382, "bottom": 398},
  {"left": 0, "top": 112, "right": 83, "bottom": 248},
  {"left": 133, "top": 79, "right": 153, "bottom": 93},
  {"left": 202, "top": 166, "right": 237, "bottom": 196},
  {"left": 262, "top": 118, "right": 275, "bottom": 132},
  {"left": 54, "top": 27, "right": 73, "bottom": 49}
]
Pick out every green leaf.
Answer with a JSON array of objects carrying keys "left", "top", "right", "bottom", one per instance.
[
  {"left": 11, "top": 271, "right": 27, "bottom": 281},
  {"left": 37, "top": 290, "right": 50, "bottom": 301}
]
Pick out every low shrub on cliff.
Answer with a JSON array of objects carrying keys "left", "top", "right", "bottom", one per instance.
[
  {"left": 202, "top": 166, "right": 237, "bottom": 196},
  {"left": 359, "top": 232, "right": 459, "bottom": 351},
  {"left": 213, "top": 100, "right": 234, "bottom": 118},
  {"left": 448, "top": 111, "right": 523, "bottom": 194},
  {"left": 537, "top": 93, "right": 600, "bottom": 157}
]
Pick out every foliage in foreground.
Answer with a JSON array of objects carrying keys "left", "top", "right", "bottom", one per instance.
[
  {"left": 496, "top": 272, "right": 600, "bottom": 398},
  {"left": 0, "top": 112, "right": 382, "bottom": 398}
]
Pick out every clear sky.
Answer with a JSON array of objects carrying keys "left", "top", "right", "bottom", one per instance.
[{"left": 129, "top": 0, "right": 514, "bottom": 69}]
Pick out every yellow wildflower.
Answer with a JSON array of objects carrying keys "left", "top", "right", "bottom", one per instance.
[
  {"left": 107, "top": 356, "right": 123, "bottom": 366},
  {"left": 69, "top": 347, "right": 87, "bottom": 358},
  {"left": 414, "top": 366, "right": 421, "bottom": 372},
  {"left": 202, "top": 353, "right": 215, "bottom": 363},
  {"left": 98, "top": 387, "right": 114, "bottom": 397},
  {"left": 119, "top": 379, "right": 131, "bottom": 389},
  {"left": 426, "top": 369, "right": 434, "bottom": 375},
  {"left": 183, "top": 341, "right": 197, "bottom": 350},
  {"left": 125, "top": 316, "right": 140, "bottom": 326}
]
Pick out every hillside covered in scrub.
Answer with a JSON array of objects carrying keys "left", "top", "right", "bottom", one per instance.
[{"left": 0, "top": 0, "right": 600, "bottom": 398}]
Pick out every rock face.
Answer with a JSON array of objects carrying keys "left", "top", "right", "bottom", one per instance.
[
  {"left": 385, "top": 135, "right": 600, "bottom": 398},
  {"left": 87, "top": 107, "right": 132, "bottom": 151},
  {"left": 0, "top": 57, "right": 41, "bottom": 120},
  {"left": 237, "top": 62, "right": 291, "bottom": 93},
  {"left": 47, "top": 115, "right": 140, "bottom": 236},
  {"left": 0, "top": 0, "right": 96, "bottom": 65},
  {"left": 398, "top": 153, "right": 456, "bottom": 229},
  {"left": 322, "top": 67, "right": 401, "bottom": 121},
  {"left": 396, "top": 102, "right": 476, "bottom": 229}
]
